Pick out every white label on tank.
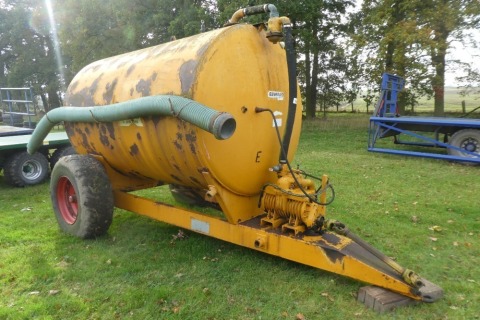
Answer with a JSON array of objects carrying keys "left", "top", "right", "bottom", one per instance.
[
  {"left": 273, "top": 118, "right": 282, "bottom": 127},
  {"left": 268, "top": 91, "right": 284, "bottom": 101},
  {"left": 273, "top": 111, "right": 283, "bottom": 127},
  {"left": 191, "top": 219, "right": 210, "bottom": 234},
  {"left": 119, "top": 118, "right": 144, "bottom": 127},
  {"left": 293, "top": 98, "right": 297, "bottom": 104}
]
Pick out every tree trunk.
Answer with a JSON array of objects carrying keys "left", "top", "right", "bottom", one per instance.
[
  {"left": 431, "top": 31, "right": 448, "bottom": 117},
  {"left": 47, "top": 88, "right": 61, "bottom": 111},
  {"left": 305, "top": 22, "right": 320, "bottom": 119}
]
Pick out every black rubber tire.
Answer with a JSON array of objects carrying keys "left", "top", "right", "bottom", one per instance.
[
  {"left": 3, "top": 151, "right": 50, "bottom": 187},
  {"left": 50, "top": 154, "right": 114, "bottom": 239},
  {"left": 447, "top": 129, "right": 480, "bottom": 164},
  {"left": 50, "top": 146, "right": 76, "bottom": 170}
]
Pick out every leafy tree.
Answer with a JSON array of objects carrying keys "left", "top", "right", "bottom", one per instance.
[
  {"left": 56, "top": 0, "right": 215, "bottom": 78},
  {"left": 354, "top": 0, "right": 480, "bottom": 115},
  {"left": 415, "top": 0, "right": 480, "bottom": 115},
  {"left": 0, "top": 0, "right": 62, "bottom": 110}
]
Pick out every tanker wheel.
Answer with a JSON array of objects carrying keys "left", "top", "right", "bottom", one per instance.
[
  {"left": 447, "top": 129, "right": 480, "bottom": 165},
  {"left": 3, "top": 151, "right": 49, "bottom": 187},
  {"left": 51, "top": 154, "right": 114, "bottom": 239},
  {"left": 50, "top": 146, "right": 76, "bottom": 170}
]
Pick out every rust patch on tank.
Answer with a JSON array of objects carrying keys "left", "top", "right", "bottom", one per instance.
[
  {"left": 99, "top": 125, "right": 110, "bottom": 147},
  {"left": 65, "top": 123, "right": 75, "bottom": 136},
  {"left": 129, "top": 143, "right": 139, "bottom": 156},
  {"left": 185, "top": 130, "right": 197, "bottom": 155},
  {"left": 179, "top": 59, "right": 197, "bottom": 95},
  {"left": 173, "top": 164, "right": 181, "bottom": 171},
  {"left": 66, "top": 74, "right": 103, "bottom": 107},
  {"left": 126, "top": 64, "right": 136, "bottom": 76},
  {"left": 136, "top": 78, "right": 151, "bottom": 97},
  {"left": 196, "top": 42, "right": 210, "bottom": 58},
  {"left": 173, "top": 140, "right": 182, "bottom": 151},
  {"left": 103, "top": 78, "right": 118, "bottom": 104},
  {"left": 173, "top": 132, "right": 183, "bottom": 151},
  {"left": 105, "top": 122, "right": 115, "bottom": 140},
  {"left": 152, "top": 116, "right": 161, "bottom": 128},
  {"left": 190, "top": 176, "right": 201, "bottom": 185},
  {"left": 136, "top": 132, "right": 141, "bottom": 141},
  {"left": 151, "top": 72, "right": 158, "bottom": 81},
  {"left": 74, "top": 127, "right": 91, "bottom": 151},
  {"left": 69, "top": 81, "right": 79, "bottom": 92},
  {"left": 130, "top": 88, "right": 134, "bottom": 96},
  {"left": 170, "top": 174, "right": 182, "bottom": 182}
]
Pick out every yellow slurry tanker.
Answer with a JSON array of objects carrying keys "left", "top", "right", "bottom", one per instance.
[{"left": 28, "top": 4, "right": 442, "bottom": 311}]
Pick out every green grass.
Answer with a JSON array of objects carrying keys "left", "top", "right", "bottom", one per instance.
[{"left": 1, "top": 115, "right": 479, "bottom": 319}]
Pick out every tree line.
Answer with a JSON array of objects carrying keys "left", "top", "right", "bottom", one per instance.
[{"left": 1, "top": 0, "right": 479, "bottom": 116}]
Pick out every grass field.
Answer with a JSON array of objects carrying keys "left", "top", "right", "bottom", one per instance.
[
  {"left": 1, "top": 114, "right": 479, "bottom": 319},
  {"left": 349, "top": 87, "right": 480, "bottom": 114}
]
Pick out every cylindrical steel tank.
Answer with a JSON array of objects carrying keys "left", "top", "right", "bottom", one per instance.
[{"left": 64, "top": 23, "right": 302, "bottom": 216}]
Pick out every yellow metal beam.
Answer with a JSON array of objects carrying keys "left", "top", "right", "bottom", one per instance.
[{"left": 114, "top": 190, "right": 421, "bottom": 300}]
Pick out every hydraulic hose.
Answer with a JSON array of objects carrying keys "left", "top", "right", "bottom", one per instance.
[
  {"left": 226, "top": 4, "right": 280, "bottom": 25},
  {"left": 27, "top": 95, "right": 236, "bottom": 155}
]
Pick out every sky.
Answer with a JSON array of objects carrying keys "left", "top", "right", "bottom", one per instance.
[{"left": 445, "top": 29, "right": 480, "bottom": 87}]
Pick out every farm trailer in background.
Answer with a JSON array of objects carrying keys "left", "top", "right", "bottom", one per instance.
[{"left": 369, "top": 73, "right": 480, "bottom": 164}]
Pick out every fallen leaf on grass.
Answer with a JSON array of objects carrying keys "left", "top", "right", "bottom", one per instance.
[
  {"left": 467, "top": 279, "right": 476, "bottom": 283},
  {"left": 28, "top": 291, "right": 40, "bottom": 296},
  {"left": 21, "top": 207, "right": 32, "bottom": 212},
  {"left": 321, "top": 292, "right": 334, "bottom": 302},
  {"left": 429, "top": 237, "right": 438, "bottom": 242},
  {"left": 49, "top": 290, "right": 60, "bottom": 295},
  {"left": 170, "top": 230, "right": 188, "bottom": 244},
  {"left": 450, "top": 306, "right": 458, "bottom": 310},
  {"left": 429, "top": 226, "right": 442, "bottom": 232},
  {"left": 296, "top": 313, "right": 306, "bottom": 320},
  {"left": 56, "top": 260, "right": 69, "bottom": 268}
]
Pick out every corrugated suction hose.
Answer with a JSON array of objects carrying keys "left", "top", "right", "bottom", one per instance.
[{"left": 27, "top": 95, "right": 236, "bottom": 154}]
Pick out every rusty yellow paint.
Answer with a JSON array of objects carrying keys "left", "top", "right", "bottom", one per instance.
[{"left": 65, "top": 24, "right": 301, "bottom": 224}]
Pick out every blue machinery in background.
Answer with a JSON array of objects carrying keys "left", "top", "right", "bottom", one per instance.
[{"left": 368, "top": 73, "right": 480, "bottom": 164}]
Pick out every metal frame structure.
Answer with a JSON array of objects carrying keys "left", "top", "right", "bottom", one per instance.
[
  {"left": 368, "top": 73, "right": 480, "bottom": 163},
  {"left": 0, "top": 87, "right": 36, "bottom": 128}
]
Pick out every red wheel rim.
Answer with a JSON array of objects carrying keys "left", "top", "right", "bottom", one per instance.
[{"left": 56, "top": 176, "right": 78, "bottom": 224}]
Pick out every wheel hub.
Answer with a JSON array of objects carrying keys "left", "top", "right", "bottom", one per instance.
[
  {"left": 462, "top": 138, "right": 478, "bottom": 154},
  {"left": 56, "top": 176, "right": 79, "bottom": 225}
]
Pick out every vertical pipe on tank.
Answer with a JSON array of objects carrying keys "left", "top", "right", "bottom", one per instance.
[{"left": 280, "top": 23, "right": 297, "bottom": 162}]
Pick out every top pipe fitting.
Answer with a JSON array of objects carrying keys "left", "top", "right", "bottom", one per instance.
[{"left": 225, "top": 4, "right": 291, "bottom": 43}]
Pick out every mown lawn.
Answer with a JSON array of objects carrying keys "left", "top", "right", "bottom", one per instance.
[{"left": 1, "top": 114, "right": 479, "bottom": 319}]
